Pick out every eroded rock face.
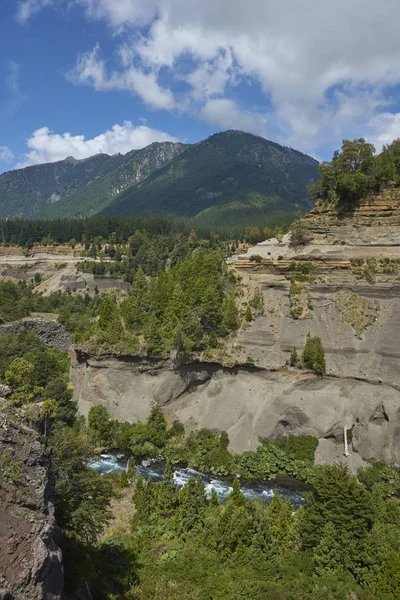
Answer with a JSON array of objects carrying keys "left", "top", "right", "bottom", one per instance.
[
  {"left": 0, "top": 413, "right": 63, "bottom": 600},
  {"left": 71, "top": 352, "right": 400, "bottom": 464},
  {"left": 0, "top": 320, "right": 73, "bottom": 352}
]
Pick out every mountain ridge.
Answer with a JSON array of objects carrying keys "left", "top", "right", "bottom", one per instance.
[{"left": 0, "top": 131, "right": 319, "bottom": 227}]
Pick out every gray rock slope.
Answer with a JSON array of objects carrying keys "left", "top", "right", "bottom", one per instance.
[{"left": 71, "top": 352, "right": 400, "bottom": 464}]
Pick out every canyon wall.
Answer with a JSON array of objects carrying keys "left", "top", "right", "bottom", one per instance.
[
  {"left": 71, "top": 351, "right": 400, "bottom": 464},
  {"left": 0, "top": 413, "right": 63, "bottom": 600}
]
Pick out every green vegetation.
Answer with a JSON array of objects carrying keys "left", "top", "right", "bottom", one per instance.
[
  {"left": 3, "top": 329, "right": 400, "bottom": 600},
  {"left": 0, "top": 132, "right": 318, "bottom": 234},
  {"left": 336, "top": 292, "right": 380, "bottom": 339},
  {"left": 287, "top": 333, "right": 326, "bottom": 374},
  {"left": 0, "top": 448, "right": 23, "bottom": 483},
  {"left": 86, "top": 404, "right": 318, "bottom": 482},
  {"left": 0, "top": 330, "right": 114, "bottom": 544},
  {"left": 289, "top": 217, "right": 312, "bottom": 248},
  {"left": 288, "top": 263, "right": 317, "bottom": 319},
  {"left": 302, "top": 333, "right": 326, "bottom": 375},
  {"left": 45, "top": 142, "right": 186, "bottom": 219},
  {"left": 101, "top": 131, "right": 318, "bottom": 230},
  {"left": 62, "top": 459, "right": 400, "bottom": 600},
  {"left": 0, "top": 228, "right": 240, "bottom": 356},
  {"left": 309, "top": 137, "right": 400, "bottom": 209}
]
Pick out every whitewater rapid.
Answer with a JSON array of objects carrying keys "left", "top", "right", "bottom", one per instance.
[{"left": 90, "top": 454, "right": 305, "bottom": 506}]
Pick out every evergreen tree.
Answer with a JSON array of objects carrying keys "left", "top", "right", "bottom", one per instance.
[
  {"left": 178, "top": 476, "right": 207, "bottom": 536},
  {"left": 375, "top": 551, "right": 400, "bottom": 599},
  {"left": 122, "top": 267, "right": 148, "bottom": 330},
  {"left": 290, "top": 346, "right": 299, "bottom": 366},
  {"left": 88, "top": 405, "right": 113, "bottom": 446},
  {"left": 302, "top": 333, "right": 326, "bottom": 375},
  {"left": 245, "top": 305, "right": 253, "bottom": 322},
  {"left": 209, "top": 488, "right": 220, "bottom": 507},
  {"left": 313, "top": 522, "right": 346, "bottom": 577},
  {"left": 222, "top": 294, "right": 240, "bottom": 333},
  {"left": 143, "top": 313, "right": 164, "bottom": 356},
  {"left": 228, "top": 477, "right": 247, "bottom": 508},
  {"left": 98, "top": 295, "right": 115, "bottom": 331},
  {"left": 303, "top": 465, "right": 374, "bottom": 549}
]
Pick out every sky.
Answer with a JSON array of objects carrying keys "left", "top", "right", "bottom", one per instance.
[{"left": 2, "top": 0, "right": 400, "bottom": 174}]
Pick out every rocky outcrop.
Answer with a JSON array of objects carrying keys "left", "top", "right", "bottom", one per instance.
[
  {"left": 71, "top": 351, "right": 400, "bottom": 464},
  {"left": 0, "top": 412, "right": 63, "bottom": 600},
  {"left": 67, "top": 189, "right": 400, "bottom": 468},
  {"left": 0, "top": 320, "right": 73, "bottom": 351}
]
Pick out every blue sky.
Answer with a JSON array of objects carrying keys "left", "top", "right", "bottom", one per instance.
[{"left": 1, "top": 0, "right": 400, "bottom": 173}]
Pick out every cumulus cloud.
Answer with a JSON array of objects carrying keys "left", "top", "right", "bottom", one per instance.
[
  {"left": 16, "top": 121, "right": 178, "bottom": 167},
  {"left": 369, "top": 113, "right": 400, "bottom": 152},
  {"left": 16, "top": 0, "right": 400, "bottom": 153},
  {"left": 0, "top": 146, "right": 15, "bottom": 162},
  {"left": 68, "top": 45, "right": 175, "bottom": 110},
  {"left": 199, "top": 99, "right": 264, "bottom": 135}
]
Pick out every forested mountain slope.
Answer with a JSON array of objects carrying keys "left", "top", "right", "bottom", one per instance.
[
  {"left": 45, "top": 141, "right": 187, "bottom": 219},
  {"left": 0, "top": 142, "right": 186, "bottom": 219},
  {"left": 101, "top": 130, "right": 319, "bottom": 228},
  {"left": 0, "top": 152, "right": 125, "bottom": 218},
  {"left": 0, "top": 131, "right": 318, "bottom": 228}
]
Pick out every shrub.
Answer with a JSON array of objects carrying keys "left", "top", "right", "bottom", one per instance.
[{"left": 302, "top": 333, "right": 326, "bottom": 375}]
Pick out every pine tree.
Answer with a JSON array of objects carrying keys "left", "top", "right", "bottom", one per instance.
[
  {"left": 209, "top": 488, "right": 220, "bottom": 507},
  {"left": 290, "top": 346, "right": 299, "bottom": 366},
  {"left": 245, "top": 305, "right": 253, "bottom": 322},
  {"left": 375, "top": 550, "right": 400, "bottom": 598},
  {"left": 222, "top": 294, "right": 240, "bottom": 333},
  {"left": 313, "top": 522, "right": 345, "bottom": 577},
  {"left": 122, "top": 267, "right": 148, "bottom": 330},
  {"left": 228, "top": 477, "right": 247, "bottom": 508},
  {"left": 143, "top": 313, "right": 164, "bottom": 356},
  {"left": 302, "top": 333, "right": 326, "bottom": 375},
  {"left": 98, "top": 295, "right": 115, "bottom": 331},
  {"left": 178, "top": 476, "right": 207, "bottom": 536},
  {"left": 269, "top": 494, "right": 294, "bottom": 553}
]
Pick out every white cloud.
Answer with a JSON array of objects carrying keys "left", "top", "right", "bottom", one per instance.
[
  {"left": 0, "top": 146, "right": 15, "bottom": 162},
  {"left": 16, "top": 0, "right": 52, "bottom": 24},
  {"left": 16, "top": 121, "right": 179, "bottom": 167},
  {"left": 199, "top": 99, "right": 264, "bottom": 135},
  {"left": 369, "top": 113, "right": 400, "bottom": 152},
  {"left": 16, "top": 0, "right": 400, "bottom": 153},
  {"left": 68, "top": 45, "right": 175, "bottom": 110}
]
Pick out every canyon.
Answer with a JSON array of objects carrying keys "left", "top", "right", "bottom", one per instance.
[{"left": 69, "top": 190, "right": 400, "bottom": 468}]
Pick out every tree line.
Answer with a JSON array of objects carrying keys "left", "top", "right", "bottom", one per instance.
[{"left": 309, "top": 137, "right": 400, "bottom": 209}]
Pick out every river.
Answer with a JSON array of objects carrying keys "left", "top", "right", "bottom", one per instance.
[{"left": 91, "top": 453, "right": 306, "bottom": 507}]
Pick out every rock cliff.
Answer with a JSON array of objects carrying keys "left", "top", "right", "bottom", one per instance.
[
  {"left": 70, "top": 351, "right": 399, "bottom": 464},
  {"left": 0, "top": 413, "right": 63, "bottom": 600},
  {"left": 71, "top": 189, "right": 400, "bottom": 466}
]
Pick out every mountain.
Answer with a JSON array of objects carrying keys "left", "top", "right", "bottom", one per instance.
[
  {"left": 44, "top": 141, "right": 187, "bottom": 219},
  {"left": 0, "top": 153, "right": 125, "bottom": 219},
  {"left": 0, "top": 131, "right": 319, "bottom": 227},
  {"left": 100, "top": 131, "right": 319, "bottom": 228},
  {"left": 0, "top": 142, "right": 186, "bottom": 219}
]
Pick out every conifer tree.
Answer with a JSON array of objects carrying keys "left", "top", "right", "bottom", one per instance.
[
  {"left": 98, "top": 295, "right": 115, "bottom": 331},
  {"left": 143, "top": 313, "right": 164, "bottom": 356},
  {"left": 228, "top": 477, "right": 247, "bottom": 508},
  {"left": 290, "top": 346, "right": 299, "bottom": 366},
  {"left": 302, "top": 333, "right": 326, "bottom": 374},
  {"left": 313, "top": 522, "right": 345, "bottom": 576},
  {"left": 178, "top": 476, "right": 207, "bottom": 536},
  {"left": 222, "top": 294, "right": 240, "bottom": 333}
]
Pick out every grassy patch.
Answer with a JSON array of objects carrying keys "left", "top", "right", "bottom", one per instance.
[{"left": 335, "top": 292, "right": 380, "bottom": 339}]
